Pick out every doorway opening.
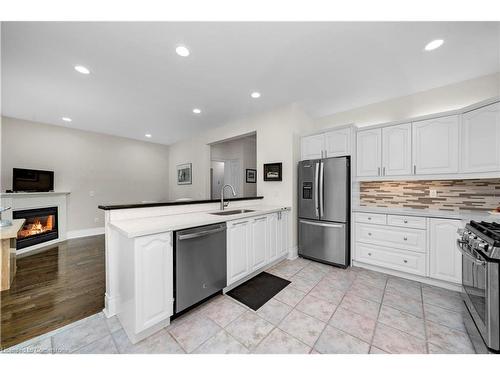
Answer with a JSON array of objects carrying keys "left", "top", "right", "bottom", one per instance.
[{"left": 209, "top": 133, "right": 257, "bottom": 199}]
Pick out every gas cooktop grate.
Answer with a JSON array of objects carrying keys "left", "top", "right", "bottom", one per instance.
[{"left": 469, "top": 221, "right": 500, "bottom": 246}]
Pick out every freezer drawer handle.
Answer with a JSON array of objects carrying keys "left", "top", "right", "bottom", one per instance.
[
  {"left": 299, "top": 220, "right": 343, "bottom": 228},
  {"left": 178, "top": 227, "right": 226, "bottom": 240}
]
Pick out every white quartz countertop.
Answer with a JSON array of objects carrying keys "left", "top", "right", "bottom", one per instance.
[
  {"left": 109, "top": 205, "right": 291, "bottom": 238},
  {"left": 353, "top": 206, "right": 496, "bottom": 222}
]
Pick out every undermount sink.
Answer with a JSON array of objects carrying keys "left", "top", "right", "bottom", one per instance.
[{"left": 210, "top": 209, "right": 255, "bottom": 216}]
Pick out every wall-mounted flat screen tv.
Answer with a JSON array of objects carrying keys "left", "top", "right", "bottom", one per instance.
[{"left": 13, "top": 168, "right": 54, "bottom": 192}]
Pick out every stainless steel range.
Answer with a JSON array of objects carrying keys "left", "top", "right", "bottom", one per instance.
[{"left": 458, "top": 221, "right": 500, "bottom": 353}]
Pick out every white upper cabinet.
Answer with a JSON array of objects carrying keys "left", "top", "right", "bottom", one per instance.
[
  {"left": 324, "top": 128, "right": 352, "bottom": 157},
  {"left": 300, "top": 127, "right": 352, "bottom": 160},
  {"left": 356, "top": 128, "right": 382, "bottom": 177},
  {"left": 301, "top": 134, "right": 324, "bottom": 160},
  {"left": 412, "top": 115, "right": 459, "bottom": 175},
  {"left": 382, "top": 123, "right": 412, "bottom": 176},
  {"left": 461, "top": 102, "right": 500, "bottom": 173},
  {"left": 429, "top": 218, "right": 462, "bottom": 284}
]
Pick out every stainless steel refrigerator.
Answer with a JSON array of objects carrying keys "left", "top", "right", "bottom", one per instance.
[{"left": 298, "top": 156, "right": 350, "bottom": 268}]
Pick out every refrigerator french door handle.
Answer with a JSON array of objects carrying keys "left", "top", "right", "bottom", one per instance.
[
  {"left": 319, "top": 161, "right": 324, "bottom": 217},
  {"left": 314, "top": 162, "right": 320, "bottom": 218},
  {"left": 299, "top": 219, "right": 343, "bottom": 228}
]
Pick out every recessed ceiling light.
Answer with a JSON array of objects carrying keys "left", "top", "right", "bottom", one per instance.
[
  {"left": 145, "top": 133, "right": 152, "bottom": 138},
  {"left": 192, "top": 108, "right": 201, "bottom": 114},
  {"left": 74, "top": 65, "right": 90, "bottom": 74},
  {"left": 175, "top": 45, "right": 190, "bottom": 57},
  {"left": 62, "top": 117, "right": 72, "bottom": 122},
  {"left": 250, "top": 92, "right": 261, "bottom": 99},
  {"left": 424, "top": 39, "right": 444, "bottom": 51}
]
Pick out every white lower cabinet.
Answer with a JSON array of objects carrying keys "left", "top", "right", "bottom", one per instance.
[
  {"left": 227, "top": 210, "right": 289, "bottom": 286},
  {"left": 356, "top": 242, "right": 426, "bottom": 276},
  {"left": 227, "top": 219, "right": 252, "bottom": 285},
  {"left": 354, "top": 211, "right": 464, "bottom": 286},
  {"left": 278, "top": 210, "right": 289, "bottom": 257},
  {"left": 251, "top": 216, "right": 268, "bottom": 270},
  {"left": 429, "top": 218, "right": 462, "bottom": 284},
  {"left": 117, "top": 231, "right": 173, "bottom": 344},
  {"left": 268, "top": 213, "right": 278, "bottom": 261}
]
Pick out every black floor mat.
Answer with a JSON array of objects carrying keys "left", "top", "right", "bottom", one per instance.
[{"left": 227, "top": 272, "right": 291, "bottom": 311}]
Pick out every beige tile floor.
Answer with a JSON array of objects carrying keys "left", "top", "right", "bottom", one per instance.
[{"left": 2, "top": 258, "right": 476, "bottom": 354}]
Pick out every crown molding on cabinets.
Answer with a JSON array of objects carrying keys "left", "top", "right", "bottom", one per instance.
[{"left": 353, "top": 96, "right": 500, "bottom": 132}]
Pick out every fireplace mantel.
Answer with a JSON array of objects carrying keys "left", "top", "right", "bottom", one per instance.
[{"left": 1, "top": 192, "right": 69, "bottom": 254}]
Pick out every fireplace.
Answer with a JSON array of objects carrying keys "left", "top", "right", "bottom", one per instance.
[{"left": 13, "top": 206, "right": 59, "bottom": 249}]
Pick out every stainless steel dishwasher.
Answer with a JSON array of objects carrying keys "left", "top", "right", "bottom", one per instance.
[{"left": 174, "top": 223, "right": 227, "bottom": 314}]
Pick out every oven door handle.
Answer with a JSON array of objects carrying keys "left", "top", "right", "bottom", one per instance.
[{"left": 456, "top": 239, "right": 486, "bottom": 266}]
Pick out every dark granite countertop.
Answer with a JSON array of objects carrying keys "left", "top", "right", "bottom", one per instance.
[{"left": 98, "top": 196, "right": 264, "bottom": 210}]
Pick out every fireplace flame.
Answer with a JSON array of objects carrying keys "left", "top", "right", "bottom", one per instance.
[{"left": 18, "top": 216, "right": 55, "bottom": 239}]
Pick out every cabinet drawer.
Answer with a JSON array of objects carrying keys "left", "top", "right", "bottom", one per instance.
[
  {"left": 356, "top": 242, "right": 426, "bottom": 276},
  {"left": 387, "top": 215, "right": 427, "bottom": 229},
  {"left": 356, "top": 223, "right": 426, "bottom": 253},
  {"left": 354, "top": 212, "right": 386, "bottom": 225}
]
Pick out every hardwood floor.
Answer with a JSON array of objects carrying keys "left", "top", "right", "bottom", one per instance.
[{"left": 0, "top": 235, "right": 105, "bottom": 349}]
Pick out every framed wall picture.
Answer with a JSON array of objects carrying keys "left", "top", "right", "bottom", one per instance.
[
  {"left": 263, "top": 163, "right": 282, "bottom": 181},
  {"left": 246, "top": 169, "right": 257, "bottom": 183},
  {"left": 177, "top": 163, "right": 192, "bottom": 185}
]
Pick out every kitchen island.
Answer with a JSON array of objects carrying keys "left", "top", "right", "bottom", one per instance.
[{"left": 99, "top": 197, "right": 291, "bottom": 343}]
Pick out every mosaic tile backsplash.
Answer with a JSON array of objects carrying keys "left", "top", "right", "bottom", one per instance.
[{"left": 359, "top": 179, "right": 500, "bottom": 212}]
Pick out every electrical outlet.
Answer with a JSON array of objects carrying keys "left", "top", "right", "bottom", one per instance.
[{"left": 429, "top": 189, "right": 437, "bottom": 198}]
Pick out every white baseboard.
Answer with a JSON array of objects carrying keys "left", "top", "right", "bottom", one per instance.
[
  {"left": 352, "top": 260, "right": 463, "bottom": 292},
  {"left": 67, "top": 227, "right": 104, "bottom": 239}
]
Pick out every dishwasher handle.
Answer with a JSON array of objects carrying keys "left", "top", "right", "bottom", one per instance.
[{"left": 178, "top": 226, "right": 226, "bottom": 240}]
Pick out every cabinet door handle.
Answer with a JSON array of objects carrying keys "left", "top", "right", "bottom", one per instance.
[
  {"left": 368, "top": 232, "right": 372, "bottom": 236},
  {"left": 368, "top": 253, "right": 372, "bottom": 256},
  {"left": 403, "top": 260, "right": 408, "bottom": 263},
  {"left": 403, "top": 236, "right": 408, "bottom": 241},
  {"left": 404, "top": 220, "right": 408, "bottom": 224},
  {"left": 234, "top": 221, "right": 249, "bottom": 226},
  {"left": 383, "top": 167, "right": 386, "bottom": 176},
  {"left": 413, "top": 165, "right": 416, "bottom": 174},
  {"left": 368, "top": 217, "right": 372, "bottom": 220},
  {"left": 377, "top": 167, "right": 381, "bottom": 176}
]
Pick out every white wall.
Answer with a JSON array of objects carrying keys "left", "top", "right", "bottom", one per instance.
[
  {"left": 168, "top": 104, "right": 314, "bottom": 250},
  {"left": 315, "top": 72, "right": 500, "bottom": 130},
  {"left": 168, "top": 72, "right": 500, "bottom": 254},
  {"left": 1, "top": 117, "right": 170, "bottom": 232},
  {"left": 210, "top": 134, "right": 257, "bottom": 198}
]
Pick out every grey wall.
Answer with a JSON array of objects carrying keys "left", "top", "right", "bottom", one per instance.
[{"left": 1, "top": 117, "right": 170, "bottom": 232}]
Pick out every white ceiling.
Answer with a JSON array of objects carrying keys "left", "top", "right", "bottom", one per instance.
[{"left": 2, "top": 22, "right": 499, "bottom": 145}]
